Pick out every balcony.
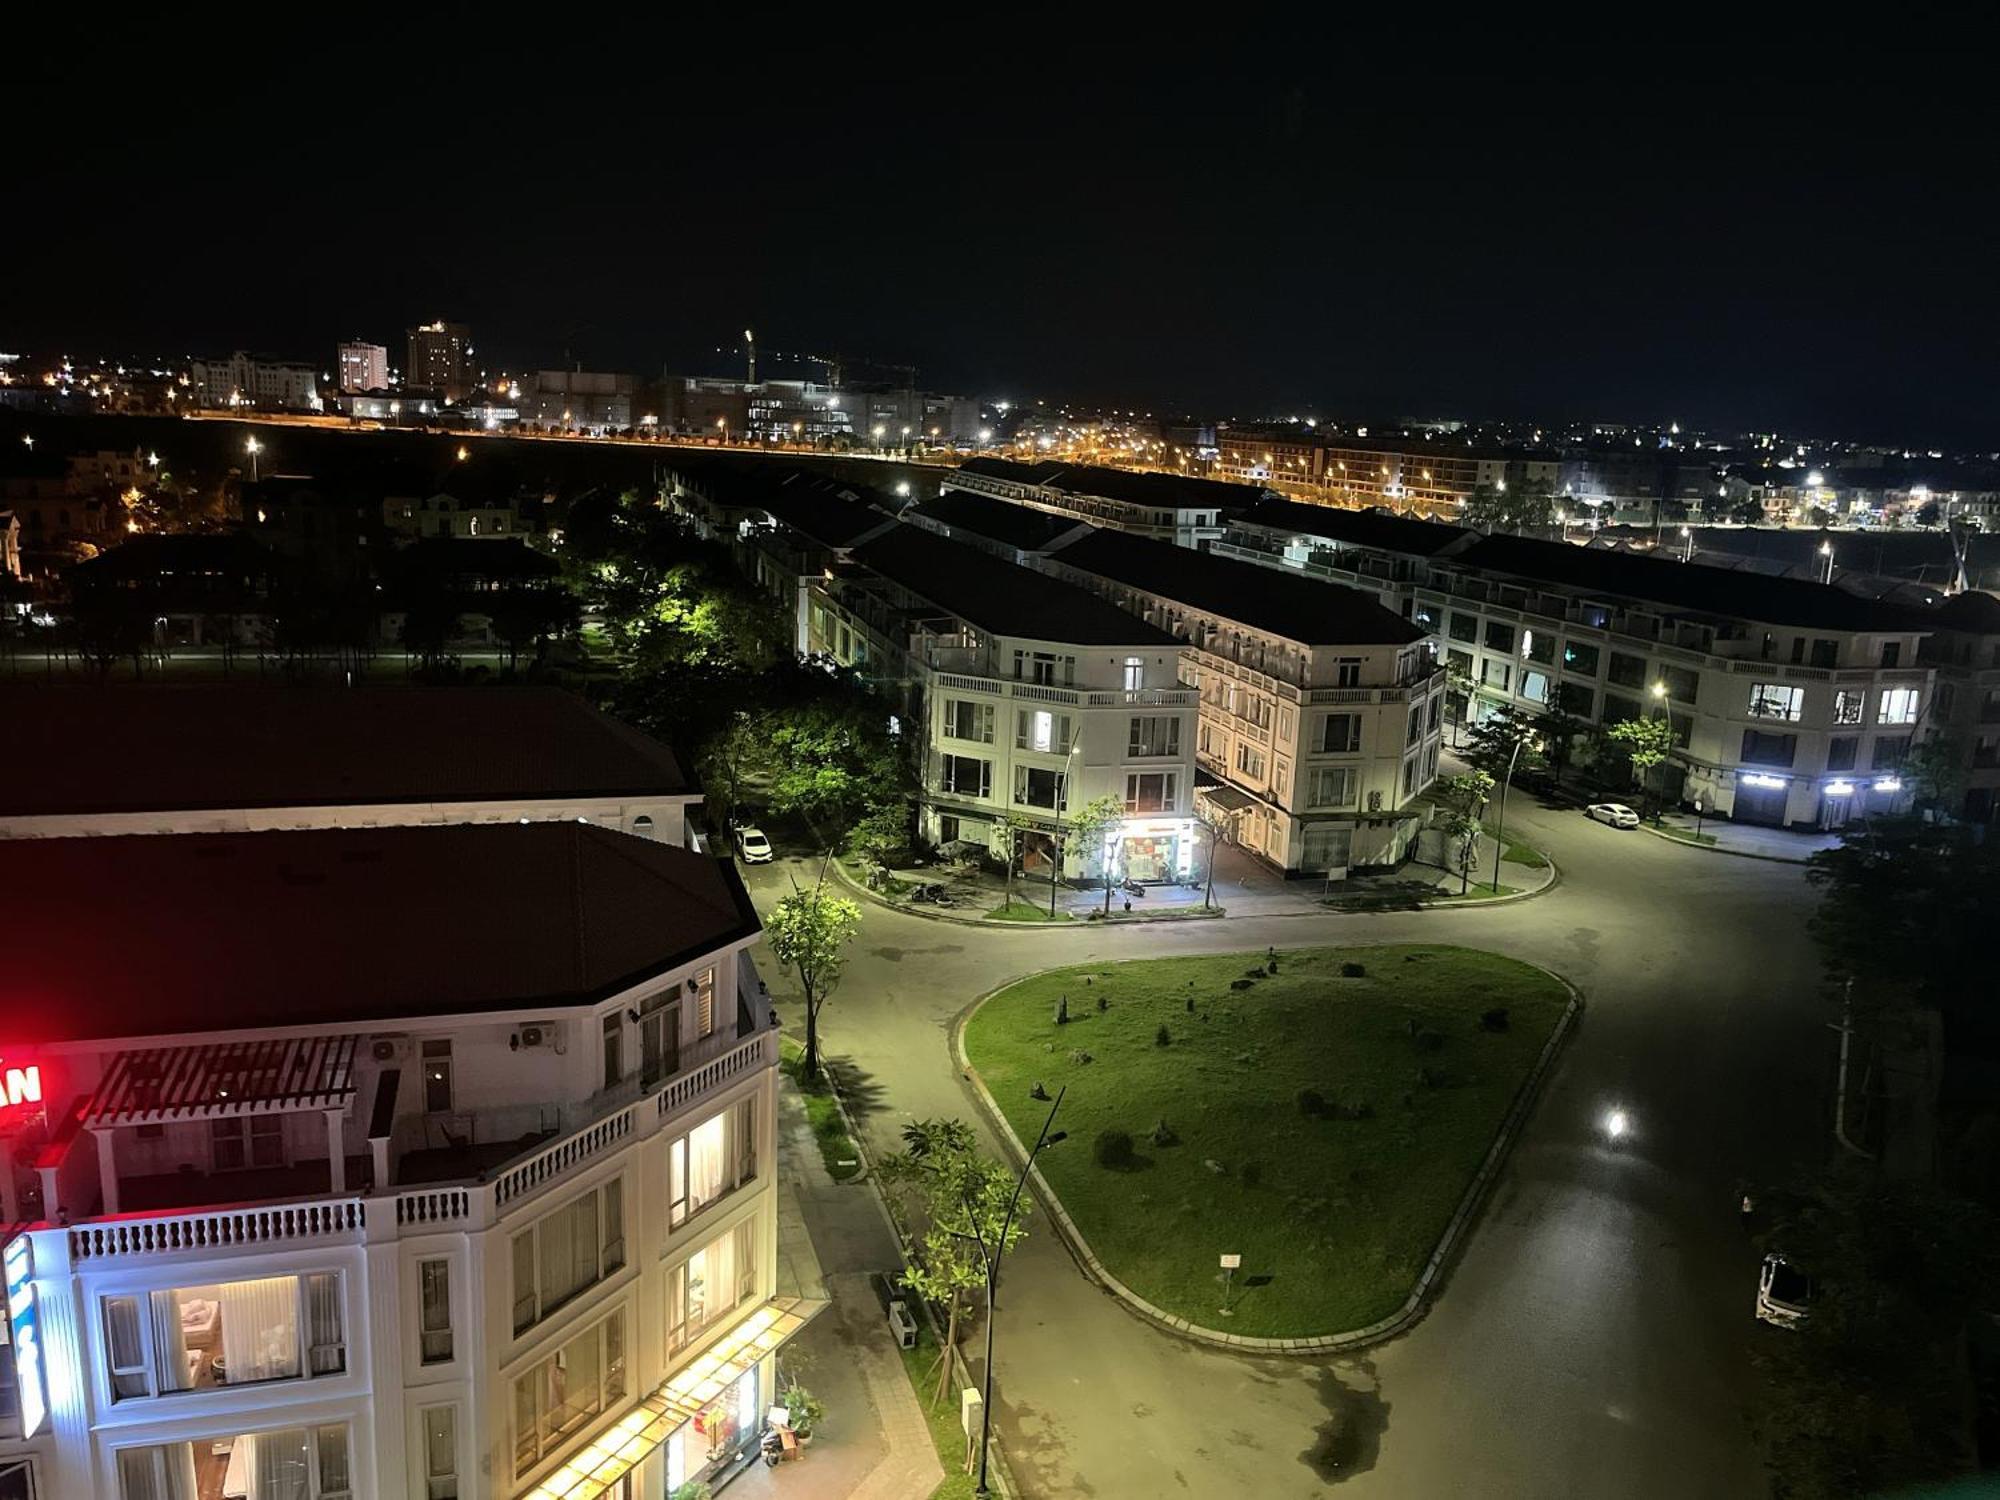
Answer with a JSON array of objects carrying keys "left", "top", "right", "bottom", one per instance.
[{"left": 925, "top": 668, "right": 1194, "bottom": 708}]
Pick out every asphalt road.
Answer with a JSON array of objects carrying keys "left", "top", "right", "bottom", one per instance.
[{"left": 742, "top": 794, "right": 1826, "bottom": 1499}]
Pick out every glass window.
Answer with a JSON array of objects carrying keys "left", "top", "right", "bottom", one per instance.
[
  {"left": 104, "top": 1273, "right": 341, "bottom": 1402},
  {"left": 1124, "top": 773, "right": 1176, "bottom": 813},
  {"left": 1317, "top": 713, "right": 1360, "bottom": 754},
  {"left": 1826, "top": 736, "right": 1858, "bottom": 771},
  {"left": 423, "top": 1406, "right": 459, "bottom": 1500},
  {"left": 939, "top": 754, "right": 990, "bottom": 797},
  {"left": 1333, "top": 658, "right": 1362, "bottom": 687},
  {"left": 1878, "top": 688, "right": 1919, "bottom": 725},
  {"left": 1520, "top": 670, "right": 1551, "bottom": 706},
  {"left": 1607, "top": 652, "right": 1647, "bottom": 689},
  {"left": 1013, "top": 764, "right": 1064, "bottom": 810},
  {"left": 601, "top": 1013, "right": 622, "bottom": 1091},
  {"left": 1871, "top": 735, "right": 1911, "bottom": 771},
  {"left": 944, "top": 700, "right": 994, "bottom": 743},
  {"left": 104, "top": 1294, "right": 150, "bottom": 1401},
  {"left": 212, "top": 1115, "right": 284, "bottom": 1171},
  {"left": 1307, "top": 768, "right": 1354, "bottom": 807},
  {"left": 668, "top": 1103, "right": 756, "bottom": 1230},
  {"left": 1740, "top": 729, "right": 1798, "bottom": 767},
  {"left": 1483, "top": 621, "right": 1514, "bottom": 653},
  {"left": 419, "top": 1260, "right": 452, "bottom": 1365},
  {"left": 422, "top": 1040, "right": 453, "bottom": 1114},
  {"left": 1234, "top": 743, "right": 1265, "bottom": 779},
  {"left": 513, "top": 1311, "right": 626, "bottom": 1477},
  {"left": 511, "top": 1181, "right": 624, "bottom": 1335},
  {"left": 1123, "top": 657, "right": 1144, "bottom": 691},
  {"left": 1661, "top": 665, "right": 1698, "bottom": 703},
  {"left": 1127, "top": 716, "right": 1181, "bottom": 757},
  {"left": 1832, "top": 689, "right": 1864, "bottom": 725},
  {"left": 666, "top": 1220, "right": 757, "bottom": 1355},
  {"left": 1448, "top": 613, "right": 1477, "bottom": 643},
  {"left": 1014, "top": 709, "right": 1071, "bottom": 753},
  {"left": 1748, "top": 684, "right": 1804, "bottom": 721},
  {"left": 1481, "top": 659, "right": 1511, "bottom": 692},
  {"left": 1881, "top": 641, "right": 1901, "bottom": 668},
  {"left": 1557, "top": 681, "right": 1594, "bottom": 717},
  {"left": 1520, "top": 629, "right": 1554, "bottom": 665},
  {"left": 1561, "top": 640, "right": 1600, "bottom": 676}
]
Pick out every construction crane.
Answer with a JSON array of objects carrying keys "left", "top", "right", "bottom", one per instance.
[{"left": 725, "top": 334, "right": 918, "bottom": 390}]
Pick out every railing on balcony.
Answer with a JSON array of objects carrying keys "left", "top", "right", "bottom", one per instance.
[{"left": 70, "top": 1199, "right": 366, "bottom": 1263}]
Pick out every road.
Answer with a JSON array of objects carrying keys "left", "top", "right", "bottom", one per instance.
[{"left": 742, "top": 793, "right": 1826, "bottom": 1499}]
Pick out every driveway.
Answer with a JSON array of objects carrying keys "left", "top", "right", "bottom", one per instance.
[{"left": 741, "top": 793, "right": 1823, "bottom": 1498}]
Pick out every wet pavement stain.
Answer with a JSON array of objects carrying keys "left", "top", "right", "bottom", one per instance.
[{"left": 1300, "top": 1361, "right": 1389, "bottom": 1483}]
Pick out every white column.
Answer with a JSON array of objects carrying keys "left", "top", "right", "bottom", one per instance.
[
  {"left": 91, "top": 1128, "right": 119, "bottom": 1217},
  {"left": 324, "top": 1110, "right": 346, "bottom": 1194}
]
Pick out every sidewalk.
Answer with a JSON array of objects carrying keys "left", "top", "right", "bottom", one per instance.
[
  {"left": 1648, "top": 812, "right": 1842, "bottom": 864},
  {"left": 729, "top": 1088, "right": 944, "bottom": 1500}
]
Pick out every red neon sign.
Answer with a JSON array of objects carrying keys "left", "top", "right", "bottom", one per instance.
[{"left": 0, "top": 1063, "right": 40, "bottom": 1110}]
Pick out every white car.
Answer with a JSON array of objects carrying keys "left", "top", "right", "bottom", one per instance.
[
  {"left": 1585, "top": 802, "right": 1641, "bottom": 830},
  {"left": 1756, "top": 1253, "right": 1813, "bottom": 1328},
  {"left": 735, "top": 826, "right": 774, "bottom": 864}
]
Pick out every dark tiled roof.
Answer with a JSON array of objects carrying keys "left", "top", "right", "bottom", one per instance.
[
  {"left": 958, "top": 458, "right": 1262, "bottom": 511},
  {"left": 1238, "top": 497, "right": 1475, "bottom": 557},
  {"left": 0, "top": 685, "right": 690, "bottom": 816},
  {"left": 849, "top": 524, "right": 1176, "bottom": 646},
  {"left": 1934, "top": 589, "right": 2000, "bottom": 633},
  {"left": 905, "top": 490, "right": 1084, "bottom": 552},
  {"left": 1455, "top": 533, "right": 1933, "bottom": 632},
  {"left": 0, "top": 824, "right": 759, "bottom": 1043},
  {"left": 1049, "top": 528, "right": 1424, "bottom": 647}
]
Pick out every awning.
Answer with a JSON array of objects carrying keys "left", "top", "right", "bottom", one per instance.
[
  {"left": 85, "top": 1035, "right": 360, "bottom": 1126},
  {"left": 526, "top": 1294, "right": 828, "bottom": 1500},
  {"left": 1196, "top": 785, "right": 1257, "bottom": 813}
]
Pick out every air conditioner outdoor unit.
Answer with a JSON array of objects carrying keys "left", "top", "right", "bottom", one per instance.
[
  {"left": 513, "top": 1025, "right": 548, "bottom": 1050},
  {"left": 370, "top": 1039, "right": 399, "bottom": 1063},
  {"left": 1368, "top": 791, "right": 1383, "bottom": 812},
  {"left": 887, "top": 1301, "right": 918, "bottom": 1350}
]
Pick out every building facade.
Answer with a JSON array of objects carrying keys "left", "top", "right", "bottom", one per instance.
[
  {"left": 406, "top": 324, "right": 474, "bottom": 403},
  {"left": 188, "top": 355, "right": 322, "bottom": 413},
  {"left": 336, "top": 343, "right": 389, "bottom": 394},
  {"left": 943, "top": 459, "right": 1259, "bottom": 548}
]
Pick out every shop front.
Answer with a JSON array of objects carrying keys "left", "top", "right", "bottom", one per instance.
[
  {"left": 1110, "top": 817, "right": 1195, "bottom": 885},
  {"left": 1818, "top": 777, "right": 1859, "bottom": 830},
  {"left": 1732, "top": 771, "right": 1792, "bottom": 827},
  {"left": 665, "top": 1364, "right": 762, "bottom": 1494}
]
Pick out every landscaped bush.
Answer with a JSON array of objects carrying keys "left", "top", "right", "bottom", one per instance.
[
  {"left": 1480, "top": 1007, "right": 1510, "bottom": 1032},
  {"left": 1094, "top": 1129, "right": 1136, "bottom": 1168},
  {"left": 1296, "top": 1087, "right": 1327, "bottom": 1118},
  {"left": 1341, "top": 961, "right": 1367, "bottom": 978},
  {"left": 1155, "top": 1024, "right": 1172, "bottom": 1047},
  {"left": 1150, "top": 1117, "right": 1179, "bottom": 1147}
]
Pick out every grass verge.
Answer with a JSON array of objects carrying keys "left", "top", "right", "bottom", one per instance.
[
  {"left": 779, "top": 1039, "right": 862, "bottom": 1182},
  {"left": 1488, "top": 830, "right": 1548, "bottom": 869},
  {"left": 895, "top": 1321, "right": 978, "bottom": 1500},
  {"left": 963, "top": 944, "right": 1567, "bottom": 1337},
  {"left": 985, "top": 900, "right": 1073, "bottom": 922}
]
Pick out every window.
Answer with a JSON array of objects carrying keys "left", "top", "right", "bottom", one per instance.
[
  {"left": 1013, "top": 764, "right": 1065, "bottom": 810},
  {"left": 1446, "top": 647, "right": 1473, "bottom": 676},
  {"left": 1128, "top": 716, "right": 1180, "bottom": 757},
  {"left": 1881, "top": 641, "right": 1901, "bottom": 668},
  {"left": 667, "top": 1097, "right": 758, "bottom": 1229},
  {"left": 513, "top": 1311, "right": 627, "bottom": 1477},
  {"left": 1832, "top": 689, "right": 1864, "bottom": 725},
  {"left": 1748, "top": 684, "right": 1804, "bottom": 721},
  {"left": 101, "top": 1272, "right": 344, "bottom": 1401},
  {"left": 601, "top": 1013, "right": 623, "bottom": 1091},
  {"left": 939, "top": 754, "right": 992, "bottom": 798},
  {"left": 943, "top": 700, "right": 994, "bottom": 744},
  {"left": 1660, "top": 665, "right": 1698, "bottom": 703},
  {"left": 1878, "top": 688, "right": 1919, "bottom": 725},
  {"left": 1607, "top": 652, "right": 1647, "bottom": 689},
  {"left": 119, "top": 1426, "right": 352, "bottom": 1500},
  {"left": 666, "top": 1220, "right": 757, "bottom": 1355},
  {"left": 1406, "top": 710, "right": 1424, "bottom": 746},
  {"left": 1012, "top": 650, "right": 1072, "bottom": 686},
  {"left": 1520, "top": 670, "right": 1551, "bottom": 706},
  {"left": 1234, "top": 743, "right": 1266, "bottom": 779},
  {"left": 419, "top": 1260, "right": 453, "bottom": 1365},
  {"left": 1307, "top": 768, "right": 1355, "bottom": 807},
  {"left": 1427, "top": 695, "right": 1442, "bottom": 732},
  {"left": 422, "top": 1406, "right": 459, "bottom": 1500},
  {"left": 1124, "top": 773, "right": 1176, "bottom": 813},
  {"left": 1556, "top": 681, "right": 1594, "bottom": 717},
  {"left": 511, "top": 1181, "right": 626, "bottom": 1335},
  {"left": 1740, "top": 729, "right": 1798, "bottom": 767},
  {"left": 1333, "top": 658, "right": 1362, "bottom": 687},
  {"left": 631, "top": 814, "right": 655, "bottom": 839},
  {"left": 1520, "top": 629, "right": 1553, "bottom": 665},
  {"left": 1483, "top": 621, "right": 1515, "bottom": 653},
  {"left": 1871, "top": 735, "right": 1911, "bottom": 771},
  {"left": 1481, "top": 659, "right": 1511, "bottom": 692},
  {"left": 1826, "top": 736, "right": 1858, "bottom": 771},
  {"left": 1014, "top": 709, "right": 1071, "bottom": 754},
  {"left": 1448, "top": 612, "right": 1477, "bottom": 643},
  {"left": 422, "top": 1040, "right": 453, "bottom": 1113},
  {"left": 1123, "top": 657, "right": 1144, "bottom": 690},
  {"left": 695, "top": 966, "right": 716, "bottom": 1039},
  {"left": 211, "top": 1115, "right": 284, "bottom": 1171},
  {"left": 1562, "top": 641, "right": 1600, "bottom": 676},
  {"left": 1403, "top": 757, "right": 1419, "bottom": 795},
  {"left": 1810, "top": 639, "right": 1838, "bottom": 669}
]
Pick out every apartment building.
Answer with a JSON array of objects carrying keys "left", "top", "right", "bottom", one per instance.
[
  {"left": 336, "top": 343, "right": 389, "bottom": 395},
  {"left": 901, "top": 490, "right": 1089, "bottom": 566},
  {"left": 1925, "top": 589, "right": 2000, "bottom": 823},
  {"left": 943, "top": 458, "right": 1259, "bottom": 547},
  {"left": 407, "top": 324, "right": 475, "bottom": 403},
  {"left": 1037, "top": 527, "right": 1445, "bottom": 875},
  {"left": 1222, "top": 501, "right": 1941, "bottom": 829},
  {"left": 806, "top": 523, "right": 1200, "bottom": 882},
  {"left": 188, "top": 354, "right": 322, "bottom": 414},
  {"left": 0, "top": 819, "right": 787, "bottom": 1500},
  {"left": 0, "top": 687, "right": 697, "bottom": 843},
  {"left": 1213, "top": 431, "right": 1561, "bottom": 518}
]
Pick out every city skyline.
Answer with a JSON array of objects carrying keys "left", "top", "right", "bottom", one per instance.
[{"left": 10, "top": 25, "right": 2000, "bottom": 447}]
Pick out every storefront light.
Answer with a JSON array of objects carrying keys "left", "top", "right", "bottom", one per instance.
[
  {"left": 1872, "top": 777, "right": 1903, "bottom": 793},
  {"left": 1740, "top": 773, "right": 1788, "bottom": 790},
  {"left": 1824, "top": 780, "right": 1856, "bottom": 797}
]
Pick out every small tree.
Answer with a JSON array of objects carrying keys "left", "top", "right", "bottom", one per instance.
[
  {"left": 763, "top": 861, "right": 862, "bottom": 1084},
  {"left": 1433, "top": 770, "right": 1493, "bottom": 894},
  {"left": 1903, "top": 730, "right": 1964, "bottom": 820},
  {"left": 1605, "top": 716, "right": 1674, "bottom": 818},
  {"left": 1065, "top": 793, "right": 1127, "bottom": 915},
  {"left": 1193, "top": 802, "right": 1239, "bottom": 909},
  {"left": 1531, "top": 706, "right": 1589, "bottom": 787},
  {"left": 1442, "top": 658, "right": 1476, "bottom": 745},
  {"left": 1464, "top": 704, "right": 1541, "bottom": 781},
  {"left": 994, "top": 810, "right": 1035, "bottom": 909}
]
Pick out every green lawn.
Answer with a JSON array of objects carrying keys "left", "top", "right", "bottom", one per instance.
[
  {"left": 779, "top": 1041, "right": 862, "bottom": 1182},
  {"left": 963, "top": 945, "right": 1569, "bottom": 1337},
  {"left": 985, "top": 900, "right": 1073, "bottom": 923},
  {"left": 896, "top": 1322, "right": 978, "bottom": 1500},
  {"left": 1489, "top": 830, "right": 1548, "bottom": 869}
]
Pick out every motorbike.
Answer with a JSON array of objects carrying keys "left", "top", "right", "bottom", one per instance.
[{"left": 1120, "top": 876, "right": 1146, "bottom": 897}]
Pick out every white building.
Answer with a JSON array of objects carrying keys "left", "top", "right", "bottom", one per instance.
[
  {"left": 1039, "top": 527, "right": 1444, "bottom": 874},
  {"left": 0, "top": 687, "right": 698, "bottom": 844},
  {"left": 807, "top": 523, "right": 1201, "bottom": 882},
  {"left": 943, "top": 458, "right": 1261, "bottom": 548},
  {"left": 188, "top": 355, "right": 322, "bottom": 414},
  {"left": 0, "top": 819, "right": 794, "bottom": 1500},
  {"left": 337, "top": 344, "right": 389, "bottom": 395}
]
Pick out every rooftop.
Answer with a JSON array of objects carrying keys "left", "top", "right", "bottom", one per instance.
[
  {"left": 849, "top": 523, "right": 1177, "bottom": 646},
  {"left": 958, "top": 457, "right": 1263, "bottom": 512},
  {"left": 1048, "top": 527, "right": 1426, "bottom": 648},
  {"left": 1237, "top": 497, "right": 1476, "bottom": 557},
  {"left": 2, "top": 822, "right": 760, "bottom": 1044},
  {"left": 0, "top": 685, "right": 690, "bottom": 817},
  {"left": 904, "top": 489, "right": 1088, "bottom": 552}
]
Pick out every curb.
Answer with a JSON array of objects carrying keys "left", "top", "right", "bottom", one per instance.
[
  {"left": 952, "top": 950, "right": 1584, "bottom": 1357},
  {"left": 1319, "top": 848, "right": 1561, "bottom": 914},
  {"left": 1638, "top": 822, "right": 1812, "bottom": 866},
  {"left": 827, "top": 855, "right": 1228, "bottom": 928}
]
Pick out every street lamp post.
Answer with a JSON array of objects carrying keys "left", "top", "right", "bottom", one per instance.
[
  {"left": 959, "top": 1087, "right": 1066, "bottom": 1499},
  {"left": 1047, "top": 740, "right": 1082, "bottom": 918},
  {"left": 1490, "top": 733, "right": 1529, "bottom": 894},
  {"left": 245, "top": 436, "right": 262, "bottom": 482},
  {"left": 1819, "top": 539, "right": 1834, "bottom": 585}
]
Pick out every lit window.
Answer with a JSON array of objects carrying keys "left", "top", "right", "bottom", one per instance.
[
  {"left": 1878, "top": 688, "right": 1919, "bottom": 725},
  {"left": 1747, "top": 684, "right": 1803, "bottom": 721}
]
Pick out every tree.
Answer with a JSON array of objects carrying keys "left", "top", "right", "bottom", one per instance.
[
  {"left": 848, "top": 804, "right": 907, "bottom": 869},
  {"left": 1604, "top": 716, "right": 1674, "bottom": 818},
  {"left": 763, "top": 863, "right": 862, "bottom": 1085},
  {"left": 1192, "top": 802, "right": 1240, "bottom": 909},
  {"left": 1065, "top": 793, "right": 1127, "bottom": 915},
  {"left": 1903, "top": 730, "right": 1965, "bottom": 819},
  {"left": 1730, "top": 498, "right": 1766, "bottom": 525},
  {"left": 1531, "top": 705, "right": 1589, "bottom": 786},
  {"left": 993, "top": 810, "right": 1035, "bottom": 909},
  {"left": 1915, "top": 499, "right": 1943, "bottom": 528},
  {"left": 1432, "top": 770, "right": 1493, "bottom": 894},
  {"left": 1463, "top": 704, "right": 1540, "bottom": 781},
  {"left": 877, "top": 1119, "right": 1029, "bottom": 1408},
  {"left": 1462, "top": 479, "right": 1556, "bottom": 534},
  {"left": 1442, "top": 657, "right": 1476, "bottom": 746}
]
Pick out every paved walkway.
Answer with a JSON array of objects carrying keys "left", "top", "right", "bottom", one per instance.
[
  {"left": 729, "top": 1082, "right": 944, "bottom": 1500},
  {"left": 1649, "top": 811, "right": 1842, "bottom": 863}
]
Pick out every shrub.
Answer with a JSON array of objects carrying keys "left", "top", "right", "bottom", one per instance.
[
  {"left": 1341, "top": 961, "right": 1366, "bottom": 978},
  {"left": 1096, "top": 993, "right": 1109, "bottom": 1012},
  {"left": 1155, "top": 1024, "right": 1172, "bottom": 1047},
  {"left": 1185, "top": 994, "right": 1195, "bottom": 1012},
  {"left": 1149, "top": 1117, "right": 1178, "bottom": 1147},
  {"left": 1094, "top": 1129, "right": 1136, "bottom": 1168},
  {"left": 1054, "top": 995, "right": 1070, "bottom": 1025},
  {"left": 1240, "top": 1161, "right": 1262, "bottom": 1188},
  {"left": 1480, "top": 1006, "right": 1510, "bottom": 1032},
  {"left": 1266, "top": 959, "right": 1279, "bottom": 975},
  {"left": 1068, "top": 1048, "right": 1093, "bottom": 1066},
  {"left": 1230, "top": 978, "right": 1254, "bottom": 991},
  {"left": 1245, "top": 966, "right": 1267, "bottom": 979},
  {"left": 1296, "top": 1087, "right": 1327, "bottom": 1118}
]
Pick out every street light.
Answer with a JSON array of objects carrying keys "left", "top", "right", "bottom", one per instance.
[
  {"left": 245, "top": 436, "right": 262, "bottom": 482},
  {"left": 1490, "top": 729, "right": 1535, "bottom": 894},
  {"left": 1049, "top": 738, "right": 1083, "bottom": 918},
  {"left": 1679, "top": 525, "right": 1692, "bottom": 562},
  {"left": 1819, "top": 539, "right": 1834, "bottom": 585},
  {"left": 957, "top": 1087, "right": 1066, "bottom": 1499}
]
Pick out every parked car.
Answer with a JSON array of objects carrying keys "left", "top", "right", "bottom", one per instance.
[
  {"left": 1756, "top": 1253, "right": 1814, "bottom": 1328},
  {"left": 735, "top": 826, "right": 774, "bottom": 864},
  {"left": 1585, "top": 802, "right": 1641, "bottom": 829}
]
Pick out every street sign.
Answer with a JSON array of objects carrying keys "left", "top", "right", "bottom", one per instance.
[{"left": 1219, "top": 1253, "right": 1241, "bottom": 1269}]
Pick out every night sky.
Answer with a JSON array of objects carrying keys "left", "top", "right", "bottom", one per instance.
[{"left": 12, "top": 20, "right": 1998, "bottom": 446}]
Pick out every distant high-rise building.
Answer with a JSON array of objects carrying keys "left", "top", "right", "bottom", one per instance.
[
  {"left": 336, "top": 340, "right": 388, "bottom": 392},
  {"left": 405, "top": 320, "right": 473, "bottom": 400},
  {"left": 187, "top": 352, "right": 321, "bottom": 412}
]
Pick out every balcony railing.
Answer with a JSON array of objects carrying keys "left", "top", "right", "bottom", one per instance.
[
  {"left": 926, "top": 670, "right": 1193, "bottom": 708},
  {"left": 70, "top": 1198, "right": 366, "bottom": 1264}
]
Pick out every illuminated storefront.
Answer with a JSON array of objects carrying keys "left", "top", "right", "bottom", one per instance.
[{"left": 1104, "top": 818, "right": 1195, "bottom": 885}]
